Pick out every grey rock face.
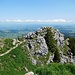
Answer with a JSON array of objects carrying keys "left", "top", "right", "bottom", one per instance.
[
  {"left": 28, "top": 41, "right": 34, "bottom": 50},
  {"left": 24, "top": 26, "right": 75, "bottom": 65},
  {"left": 24, "top": 32, "right": 36, "bottom": 39},
  {"left": 27, "top": 36, "right": 48, "bottom": 56},
  {"left": 31, "top": 57, "right": 37, "bottom": 65},
  {"left": 46, "top": 54, "right": 54, "bottom": 64},
  {"left": 54, "top": 30, "right": 64, "bottom": 47},
  {"left": 35, "top": 36, "right": 48, "bottom": 55},
  {"left": 60, "top": 51, "right": 75, "bottom": 64}
]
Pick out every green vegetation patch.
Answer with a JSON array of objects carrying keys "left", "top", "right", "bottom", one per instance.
[
  {"left": 0, "top": 38, "right": 14, "bottom": 54},
  {"left": 69, "top": 38, "right": 75, "bottom": 56},
  {"left": 0, "top": 44, "right": 37, "bottom": 75},
  {"left": 35, "top": 63, "right": 75, "bottom": 75}
]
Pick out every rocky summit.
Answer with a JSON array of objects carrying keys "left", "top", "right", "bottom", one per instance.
[{"left": 24, "top": 26, "right": 75, "bottom": 65}]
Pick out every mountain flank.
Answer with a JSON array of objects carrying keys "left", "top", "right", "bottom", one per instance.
[
  {"left": 0, "top": 26, "right": 75, "bottom": 75},
  {"left": 24, "top": 26, "right": 75, "bottom": 65}
]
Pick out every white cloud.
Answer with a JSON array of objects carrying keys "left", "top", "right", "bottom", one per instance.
[
  {"left": 44, "top": 20, "right": 52, "bottom": 22},
  {"left": 36, "top": 20, "right": 42, "bottom": 22},
  {"left": 15, "top": 20, "right": 22, "bottom": 22},
  {"left": 25, "top": 20, "right": 36, "bottom": 22},
  {"left": 52, "top": 19, "right": 66, "bottom": 22},
  {"left": 6, "top": 19, "right": 11, "bottom": 22},
  {"left": 5, "top": 19, "right": 72, "bottom": 23},
  {"left": 44, "top": 19, "right": 67, "bottom": 23},
  {"left": 6, "top": 19, "right": 22, "bottom": 22}
]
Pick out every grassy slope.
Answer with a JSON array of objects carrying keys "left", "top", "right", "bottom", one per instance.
[
  {"left": 0, "top": 43, "right": 37, "bottom": 75},
  {"left": 0, "top": 38, "right": 14, "bottom": 54},
  {"left": 0, "top": 40, "right": 75, "bottom": 75},
  {"left": 35, "top": 63, "right": 75, "bottom": 75},
  {"left": 0, "top": 43, "right": 75, "bottom": 75}
]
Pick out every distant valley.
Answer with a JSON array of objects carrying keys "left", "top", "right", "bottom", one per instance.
[{"left": 0, "top": 23, "right": 75, "bottom": 38}]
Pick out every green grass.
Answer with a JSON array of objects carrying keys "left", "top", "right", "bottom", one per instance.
[
  {"left": 35, "top": 63, "right": 75, "bottom": 75},
  {"left": 0, "top": 37, "right": 75, "bottom": 75},
  {"left": 0, "top": 42, "right": 75, "bottom": 75},
  {"left": 0, "top": 38, "right": 14, "bottom": 54},
  {"left": 0, "top": 43, "right": 37, "bottom": 75}
]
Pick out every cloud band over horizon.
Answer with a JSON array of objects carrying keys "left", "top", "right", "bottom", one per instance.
[{"left": 5, "top": 19, "right": 72, "bottom": 23}]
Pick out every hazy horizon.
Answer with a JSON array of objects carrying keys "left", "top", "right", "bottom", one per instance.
[{"left": 0, "top": 0, "right": 75, "bottom": 23}]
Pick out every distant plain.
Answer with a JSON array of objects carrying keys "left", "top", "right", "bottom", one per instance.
[{"left": 0, "top": 23, "right": 75, "bottom": 38}]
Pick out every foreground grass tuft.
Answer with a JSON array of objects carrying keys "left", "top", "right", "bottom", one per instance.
[{"left": 35, "top": 63, "right": 75, "bottom": 75}]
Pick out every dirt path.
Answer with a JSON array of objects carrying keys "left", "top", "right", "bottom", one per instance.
[{"left": 0, "top": 42, "right": 22, "bottom": 57}]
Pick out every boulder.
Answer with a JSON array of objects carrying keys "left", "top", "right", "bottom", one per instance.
[
  {"left": 24, "top": 67, "right": 29, "bottom": 72},
  {"left": 31, "top": 58, "right": 37, "bottom": 65},
  {"left": 25, "top": 32, "right": 35, "bottom": 39},
  {"left": 13, "top": 39, "right": 16, "bottom": 45}
]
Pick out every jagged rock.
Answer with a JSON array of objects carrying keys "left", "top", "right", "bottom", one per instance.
[
  {"left": 31, "top": 58, "right": 37, "bottom": 65},
  {"left": 60, "top": 51, "right": 74, "bottom": 64},
  {"left": 67, "top": 50, "right": 73, "bottom": 56},
  {"left": 12, "top": 55, "right": 16, "bottom": 58},
  {"left": 60, "top": 55, "right": 69, "bottom": 63},
  {"left": 24, "top": 67, "right": 29, "bottom": 72},
  {"left": 25, "top": 32, "right": 35, "bottom": 39},
  {"left": 28, "top": 42, "right": 34, "bottom": 50},
  {"left": 13, "top": 39, "right": 16, "bottom": 45},
  {"left": 33, "top": 36, "right": 48, "bottom": 56},
  {"left": 24, "top": 26, "right": 75, "bottom": 65},
  {"left": 47, "top": 54, "right": 54, "bottom": 64},
  {"left": 54, "top": 29, "right": 64, "bottom": 47},
  {"left": 57, "top": 39, "right": 60, "bottom": 46},
  {"left": 65, "top": 38, "right": 69, "bottom": 45}
]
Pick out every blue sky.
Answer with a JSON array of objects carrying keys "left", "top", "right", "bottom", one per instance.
[{"left": 0, "top": 0, "right": 75, "bottom": 23}]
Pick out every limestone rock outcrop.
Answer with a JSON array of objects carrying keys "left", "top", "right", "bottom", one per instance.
[{"left": 24, "top": 26, "right": 75, "bottom": 65}]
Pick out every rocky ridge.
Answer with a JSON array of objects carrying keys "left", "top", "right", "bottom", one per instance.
[{"left": 24, "top": 26, "right": 75, "bottom": 65}]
